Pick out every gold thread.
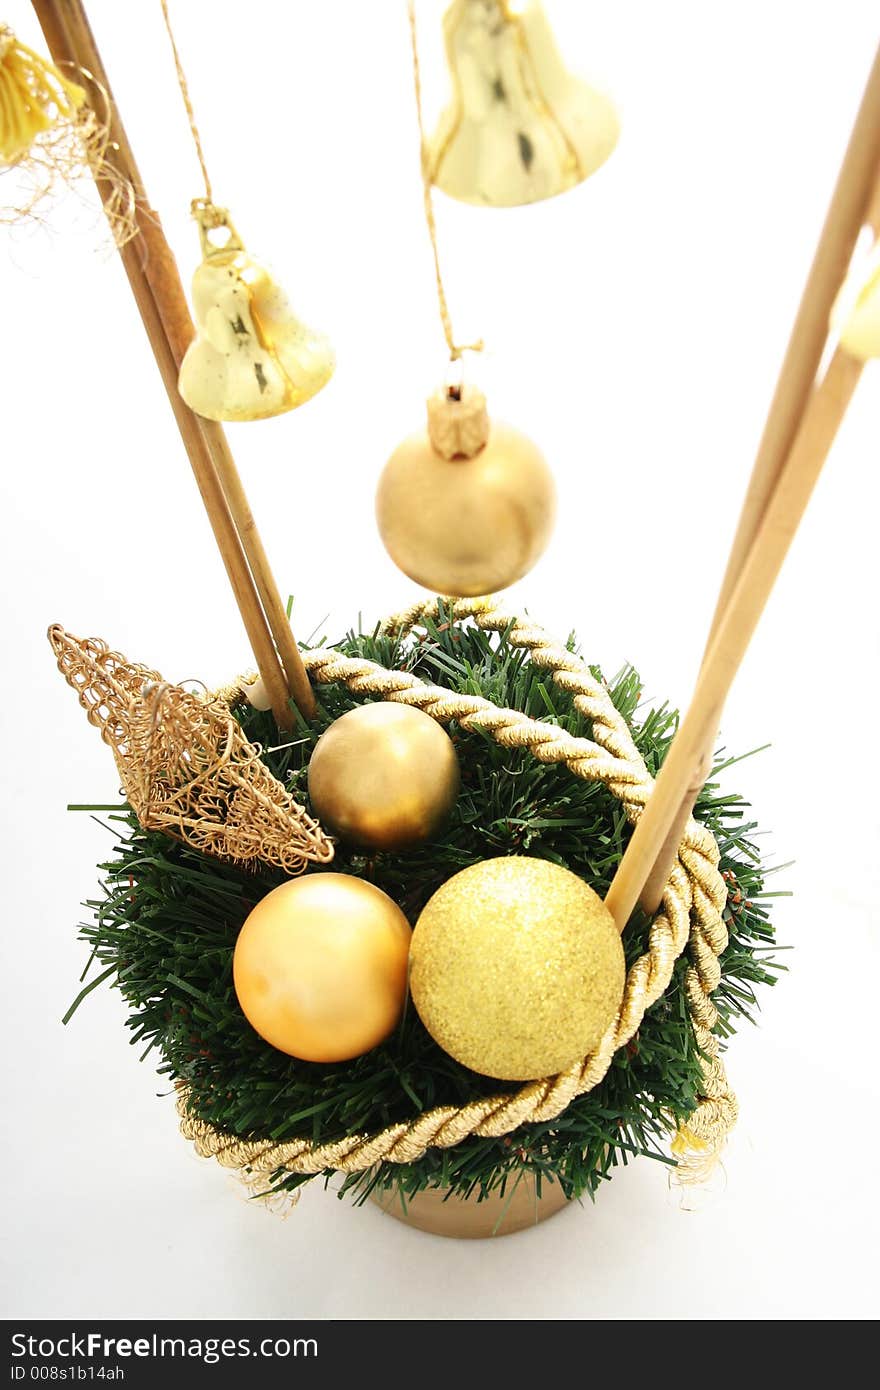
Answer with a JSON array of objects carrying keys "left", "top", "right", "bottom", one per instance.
[
  {"left": 180, "top": 600, "right": 734, "bottom": 1185},
  {"left": 159, "top": 0, "right": 213, "bottom": 204},
  {"left": 0, "top": 28, "right": 136, "bottom": 243},
  {"left": 408, "top": 0, "right": 483, "bottom": 362},
  {"left": 424, "top": 5, "right": 464, "bottom": 200}
]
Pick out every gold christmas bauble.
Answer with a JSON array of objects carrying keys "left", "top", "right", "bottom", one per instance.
[
  {"left": 233, "top": 874, "right": 411, "bottom": 1062},
  {"left": 308, "top": 702, "right": 460, "bottom": 850},
  {"left": 375, "top": 387, "right": 556, "bottom": 597},
  {"left": 409, "top": 856, "right": 625, "bottom": 1081}
]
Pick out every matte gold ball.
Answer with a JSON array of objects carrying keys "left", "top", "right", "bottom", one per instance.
[
  {"left": 233, "top": 874, "right": 411, "bottom": 1062},
  {"left": 308, "top": 703, "right": 460, "bottom": 850},
  {"left": 375, "top": 423, "right": 556, "bottom": 597},
  {"left": 409, "top": 857, "right": 625, "bottom": 1081}
]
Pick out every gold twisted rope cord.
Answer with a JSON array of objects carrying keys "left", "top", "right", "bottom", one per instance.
[{"left": 179, "top": 599, "right": 735, "bottom": 1181}]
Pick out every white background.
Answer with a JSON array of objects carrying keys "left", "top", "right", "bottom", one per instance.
[{"left": 1, "top": 0, "right": 879, "bottom": 1321}]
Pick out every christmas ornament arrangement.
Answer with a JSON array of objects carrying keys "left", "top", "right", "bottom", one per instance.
[{"left": 11, "top": 0, "right": 880, "bottom": 1237}]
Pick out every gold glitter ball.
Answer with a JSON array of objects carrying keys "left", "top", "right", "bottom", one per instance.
[{"left": 409, "top": 856, "right": 625, "bottom": 1081}]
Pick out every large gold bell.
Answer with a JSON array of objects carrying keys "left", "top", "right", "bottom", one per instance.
[
  {"left": 427, "top": 0, "right": 619, "bottom": 208},
  {"left": 178, "top": 202, "right": 334, "bottom": 422}
]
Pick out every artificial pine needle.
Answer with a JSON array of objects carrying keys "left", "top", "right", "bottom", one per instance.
[{"left": 67, "top": 615, "right": 783, "bottom": 1205}]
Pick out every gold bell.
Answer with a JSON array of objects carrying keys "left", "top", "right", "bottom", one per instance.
[
  {"left": 427, "top": 0, "right": 619, "bottom": 208},
  {"left": 178, "top": 202, "right": 334, "bottom": 422}
]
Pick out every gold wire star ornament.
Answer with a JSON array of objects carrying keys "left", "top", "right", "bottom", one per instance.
[{"left": 48, "top": 625, "right": 333, "bottom": 874}]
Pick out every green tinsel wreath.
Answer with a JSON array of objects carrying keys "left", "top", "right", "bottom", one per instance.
[{"left": 71, "top": 612, "right": 783, "bottom": 1206}]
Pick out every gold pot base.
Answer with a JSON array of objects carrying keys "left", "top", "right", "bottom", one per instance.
[{"left": 370, "top": 1176, "right": 572, "bottom": 1239}]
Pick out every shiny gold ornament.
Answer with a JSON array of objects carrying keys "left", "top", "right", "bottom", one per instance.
[
  {"left": 375, "top": 384, "right": 555, "bottom": 596},
  {"left": 427, "top": 0, "right": 619, "bottom": 208},
  {"left": 178, "top": 202, "right": 334, "bottom": 422},
  {"left": 834, "top": 241, "right": 880, "bottom": 360},
  {"left": 233, "top": 874, "right": 411, "bottom": 1062},
  {"left": 308, "top": 702, "right": 460, "bottom": 850},
  {"left": 410, "top": 856, "right": 625, "bottom": 1080}
]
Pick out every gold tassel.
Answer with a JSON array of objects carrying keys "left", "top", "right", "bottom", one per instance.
[
  {"left": 0, "top": 23, "right": 135, "bottom": 242},
  {"left": 0, "top": 24, "right": 86, "bottom": 164},
  {"left": 670, "top": 1119, "right": 728, "bottom": 1187},
  {"left": 670, "top": 1123, "right": 705, "bottom": 1158}
]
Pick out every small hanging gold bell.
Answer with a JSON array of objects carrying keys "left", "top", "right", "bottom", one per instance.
[
  {"left": 178, "top": 202, "right": 334, "bottom": 422},
  {"left": 427, "top": 0, "right": 619, "bottom": 208}
]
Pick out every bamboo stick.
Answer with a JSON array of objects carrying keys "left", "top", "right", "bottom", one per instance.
[
  {"left": 635, "top": 48, "right": 880, "bottom": 915},
  {"left": 31, "top": 0, "right": 315, "bottom": 726},
  {"left": 709, "top": 44, "right": 880, "bottom": 646},
  {"left": 201, "top": 421, "right": 316, "bottom": 716},
  {"left": 606, "top": 347, "right": 863, "bottom": 930}
]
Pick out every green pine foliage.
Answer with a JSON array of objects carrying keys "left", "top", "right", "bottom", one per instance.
[{"left": 71, "top": 610, "right": 784, "bottom": 1206}]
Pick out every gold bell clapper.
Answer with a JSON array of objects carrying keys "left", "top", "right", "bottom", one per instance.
[
  {"left": 178, "top": 201, "right": 334, "bottom": 422},
  {"left": 427, "top": 0, "right": 619, "bottom": 207}
]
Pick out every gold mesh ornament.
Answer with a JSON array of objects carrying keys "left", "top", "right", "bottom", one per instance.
[{"left": 48, "top": 625, "right": 333, "bottom": 874}]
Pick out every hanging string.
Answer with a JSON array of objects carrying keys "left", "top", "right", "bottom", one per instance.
[
  {"left": 158, "top": 0, "right": 215, "bottom": 214},
  {"left": 407, "top": 0, "right": 483, "bottom": 362}
]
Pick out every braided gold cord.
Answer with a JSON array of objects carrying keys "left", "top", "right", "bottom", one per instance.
[{"left": 179, "top": 598, "right": 734, "bottom": 1181}]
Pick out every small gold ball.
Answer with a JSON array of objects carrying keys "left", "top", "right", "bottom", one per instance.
[
  {"left": 233, "top": 873, "right": 411, "bottom": 1063},
  {"left": 375, "top": 422, "right": 556, "bottom": 597},
  {"left": 410, "top": 857, "right": 625, "bottom": 1081},
  {"left": 308, "top": 703, "right": 460, "bottom": 850}
]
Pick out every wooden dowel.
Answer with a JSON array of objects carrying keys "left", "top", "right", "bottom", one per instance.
[
  {"left": 607, "top": 348, "right": 863, "bottom": 931},
  {"left": 118, "top": 256, "right": 295, "bottom": 728},
  {"left": 31, "top": 0, "right": 310, "bottom": 729},
  {"left": 201, "top": 421, "right": 317, "bottom": 718},
  {"left": 708, "top": 43, "right": 880, "bottom": 651},
  {"left": 636, "top": 50, "right": 880, "bottom": 915}
]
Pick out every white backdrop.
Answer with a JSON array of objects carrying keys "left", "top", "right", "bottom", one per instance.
[{"left": 1, "top": 0, "right": 879, "bottom": 1321}]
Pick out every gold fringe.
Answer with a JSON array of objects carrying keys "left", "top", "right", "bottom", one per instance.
[
  {"left": 0, "top": 25, "right": 135, "bottom": 244},
  {"left": 238, "top": 1169, "right": 301, "bottom": 1217},
  {"left": 0, "top": 25, "right": 85, "bottom": 162}
]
